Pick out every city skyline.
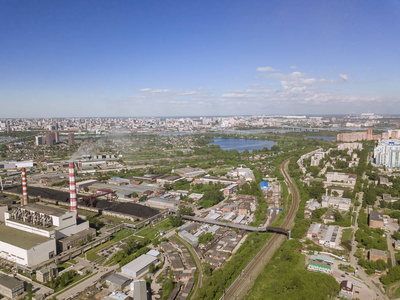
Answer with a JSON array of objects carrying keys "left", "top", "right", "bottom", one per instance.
[{"left": 1, "top": 0, "right": 400, "bottom": 118}]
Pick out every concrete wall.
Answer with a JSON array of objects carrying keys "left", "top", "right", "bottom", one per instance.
[{"left": 0, "top": 239, "right": 56, "bottom": 267}]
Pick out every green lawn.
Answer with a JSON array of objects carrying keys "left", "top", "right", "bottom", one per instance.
[
  {"left": 341, "top": 228, "right": 353, "bottom": 243},
  {"left": 83, "top": 229, "right": 134, "bottom": 261},
  {"left": 155, "top": 219, "right": 174, "bottom": 231},
  {"left": 136, "top": 227, "right": 159, "bottom": 240}
]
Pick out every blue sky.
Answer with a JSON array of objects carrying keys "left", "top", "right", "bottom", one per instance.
[{"left": 1, "top": 0, "right": 399, "bottom": 117}]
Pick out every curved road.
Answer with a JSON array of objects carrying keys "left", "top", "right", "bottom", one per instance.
[{"left": 223, "top": 158, "right": 300, "bottom": 299}]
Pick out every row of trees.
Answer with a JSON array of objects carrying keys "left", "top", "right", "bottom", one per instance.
[
  {"left": 195, "top": 232, "right": 270, "bottom": 299},
  {"left": 245, "top": 240, "right": 340, "bottom": 299},
  {"left": 358, "top": 258, "right": 388, "bottom": 275}
]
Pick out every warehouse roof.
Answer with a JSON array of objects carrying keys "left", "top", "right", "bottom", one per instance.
[
  {"left": 121, "top": 254, "right": 158, "bottom": 276},
  {"left": 0, "top": 274, "right": 23, "bottom": 289},
  {"left": 106, "top": 273, "right": 131, "bottom": 286},
  {"left": 0, "top": 224, "right": 53, "bottom": 250}
]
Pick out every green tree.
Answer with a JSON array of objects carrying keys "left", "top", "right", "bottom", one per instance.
[
  {"left": 178, "top": 205, "right": 194, "bottom": 216},
  {"left": 149, "top": 262, "right": 156, "bottom": 273},
  {"left": 168, "top": 215, "right": 183, "bottom": 227},
  {"left": 198, "top": 233, "right": 214, "bottom": 244}
]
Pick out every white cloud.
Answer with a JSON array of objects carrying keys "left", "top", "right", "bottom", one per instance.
[
  {"left": 263, "top": 71, "right": 307, "bottom": 80},
  {"left": 179, "top": 91, "right": 197, "bottom": 95},
  {"left": 245, "top": 83, "right": 266, "bottom": 88},
  {"left": 339, "top": 73, "right": 348, "bottom": 81},
  {"left": 290, "top": 66, "right": 297, "bottom": 69},
  {"left": 256, "top": 66, "right": 278, "bottom": 72}
]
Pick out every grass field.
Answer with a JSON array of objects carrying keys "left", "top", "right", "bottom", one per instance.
[
  {"left": 135, "top": 227, "right": 159, "bottom": 240},
  {"left": 83, "top": 228, "right": 134, "bottom": 261},
  {"left": 155, "top": 219, "right": 174, "bottom": 231},
  {"left": 341, "top": 228, "right": 353, "bottom": 243}
]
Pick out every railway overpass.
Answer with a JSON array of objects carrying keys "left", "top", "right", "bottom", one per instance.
[{"left": 181, "top": 215, "right": 289, "bottom": 236}]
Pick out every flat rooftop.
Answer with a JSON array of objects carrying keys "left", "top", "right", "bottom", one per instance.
[
  {"left": 22, "top": 203, "right": 68, "bottom": 217},
  {"left": 0, "top": 224, "right": 53, "bottom": 250}
]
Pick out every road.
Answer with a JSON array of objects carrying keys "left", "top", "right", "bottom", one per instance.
[
  {"left": 223, "top": 158, "right": 299, "bottom": 300},
  {"left": 348, "top": 192, "right": 389, "bottom": 300},
  {"left": 55, "top": 262, "right": 119, "bottom": 300}
]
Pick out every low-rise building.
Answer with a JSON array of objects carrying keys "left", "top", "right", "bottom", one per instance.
[
  {"left": 307, "top": 222, "right": 340, "bottom": 249},
  {"left": 382, "top": 194, "right": 399, "bottom": 203},
  {"left": 369, "top": 211, "right": 384, "bottom": 229},
  {"left": 323, "top": 208, "right": 336, "bottom": 224},
  {"left": 36, "top": 263, "right": 58, "bottom": 283},
  {"left": 121, "top": 254, "right": 158, "bottom": 278},
  {"left": 0, "top": 274, "right": 24, "bottom": 299},
  {"left": 321, "top": 196, "right": 351, "bottom": 211},
  {"left": 307, "top": 258, "right": 332, "bottom": 274},
  {"left": 145, "top": 197, "right": 179, "bottom": 209},
  {"left": 324, "top": 172, "right": 357, "bottom": 189},
  {"left": 379, "top": 177, "right": 392, "bottom": 186},
  {"left": 102, "top": 291, "right": 129, "bottom": 300},
  {"left": 395, "top": 240, "right": 400, "bottom": 250},
  {"left": 173, "top": 167, "right": 205, "bottom": 178},
  {"left": 369, "top": 249, "right": 388, "bottom": 263},
  {"left": 106, "top": 274, "right": 132, "bottom": 290},
  {"left": 156, "top": 175, "right": 183, "bottom": 186},
  {"left": 133, "top": 280, "right": 147, "bottom": 300},
  {"left": 339, "top": 280, "right": 354, "bottom": 300}
]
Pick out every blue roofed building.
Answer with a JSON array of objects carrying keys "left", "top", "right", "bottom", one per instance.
[{"left": 260, "top": 181, "right": 269, "bottom": 190}]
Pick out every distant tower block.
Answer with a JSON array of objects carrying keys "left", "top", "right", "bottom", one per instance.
[
  {"left": 68, "top": 132, "right": 75, "bottom": 145},
  {"left": 69, "top": 163, "right": 78, "bottom": 218},
  {"left": 21, "top": 168, "right": 28, "bottom": 205}
]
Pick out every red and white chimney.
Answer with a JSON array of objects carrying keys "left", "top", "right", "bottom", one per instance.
[
  {"left": 69, "top": 163, "right": 78, "bottom": 218},
  {"left": 21, "top": 168, "right": 28, "bottom": 205}
]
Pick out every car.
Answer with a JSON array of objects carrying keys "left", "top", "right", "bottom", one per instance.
[
  {"left": 341, "top": 274, "right": 345, "bottom": 277},
  {"left": 345, "top": 272, "right": 349, "bottom": 275}
]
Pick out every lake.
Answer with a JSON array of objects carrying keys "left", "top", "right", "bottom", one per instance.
[
  {"left": 306, "top": 136, "right": 337, "bottom": 141},
  {"left": 208, "top": 138, "right": 277, "bottom": 152}
]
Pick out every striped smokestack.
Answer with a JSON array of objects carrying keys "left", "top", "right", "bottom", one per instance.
[
  {"left": 69, "top": 162, "right": 78, "bottom": 218},
  {"left": 21, "top": 168, "right": 28, "bottom": 205}
]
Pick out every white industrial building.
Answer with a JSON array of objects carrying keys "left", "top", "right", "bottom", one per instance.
[
  {"left": 121, "top": 254, "right": 158, "bottom": 278},
  {"left": 0, "top": 224, "right": 56, "bottom": 267},
  {"left": 145, "top": 197, "right": 179, "bottom": 209},
  {"left": 0, "top": 203, "right": 92, "bottom": 268},
  {"left": 321, "top": 196, "right": 351, "bottom": 211},
  {"left": 307, "top": 223, "right": 340, "bottom": 249},
  {"left": 4, "top": 203, "right": 90, "bottom": 239},
  {"left": 229, "top": 167, "right": 255, "bottom": 182},
  {"left": 0, "top": 160, "right": 34, "bottom": 170}
]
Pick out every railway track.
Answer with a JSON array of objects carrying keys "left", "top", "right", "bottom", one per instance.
[{"left": 222, "top": 158, "right": 300, "bottom": 300}]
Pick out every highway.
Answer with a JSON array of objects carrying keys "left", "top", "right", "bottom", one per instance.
[{"left": 222, "top": 157, "right": 300, "bottom": 300}]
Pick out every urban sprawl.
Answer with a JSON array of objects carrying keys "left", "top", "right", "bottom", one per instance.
[{"left": 1, "top": 114, "right": 400, "bottom": 300}]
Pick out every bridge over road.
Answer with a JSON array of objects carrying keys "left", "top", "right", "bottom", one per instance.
[{"left": 181, "top": 215, "right": 289, "bottom": 236}]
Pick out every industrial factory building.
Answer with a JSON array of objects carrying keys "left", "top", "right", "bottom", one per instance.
[
  {"left": 121, "top": 254, "right": 159, "bottom": 278},
  {"left": 4, "top": 203, "right": 91, "bottom": 239},
  {"left": 0, "top": 163, "right": 94, "bottom": 268},
  {"left": 0, "top": 223, "right": 56, "bottom": 268}
]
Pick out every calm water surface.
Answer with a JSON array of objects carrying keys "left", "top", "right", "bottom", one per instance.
[
  {"left": 306, "top": 136, "right": 337, "bottom": 141},
  {"left": 208, "top": 138, "right": 277, "bottom": 152}
]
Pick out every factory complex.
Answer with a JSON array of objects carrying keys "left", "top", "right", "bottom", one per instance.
[{"left": 0, "top": 165, "right": 94, "bottom": 270}]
